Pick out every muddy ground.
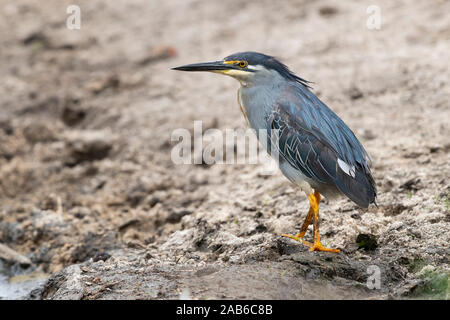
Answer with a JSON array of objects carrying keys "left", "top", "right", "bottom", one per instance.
[{"left": 0, "top": 0, "right": 449, "bottom": 299}]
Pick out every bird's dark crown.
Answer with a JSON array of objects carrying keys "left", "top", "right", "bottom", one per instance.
[{"left": 224, "top": 51, "right": 312, "bottom": 88}]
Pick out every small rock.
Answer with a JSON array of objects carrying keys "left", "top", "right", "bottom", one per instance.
[
  {"left": 87, "top": 75, "right": 120, "bottom": 94},
  {"left": 361, "top": 129, "right": 377, "bottom": 140},
  {"left": 166, "top": 208, "right": 194, "bottom": 224},
  {"left": 407, "top": 228, "right": 422, "bottom": 239},
  {"left": 0, "top": 119, "right": 14, "bottom": 135},
  {"left": 356, "top": 234, "right": 378, "bottom": 251},
  {"left": 350, "top": 213, "right": 361, "bottom": 219},
  {"left": 429, "top": 146, "right": 441, "bottom": 153},
  {"left": 22, "top": 31, "right": 50, "bottom": 48},
  {"left": 383, "top": 203, "right": 409, "bottom": 216},
  {"left": 0, "top": 243, "right": 32, "bottom": 267},
  {"left": 347, "top": 86, "right": 363, "bottom": 100},
  {"left": 39, "top": 194, "right": 60, "bottom": 211},
  {"left": 118, "top": 219, "right": 141, "bottom": 232},
  {"left": 23, "top": 122, "right": 57, "bottom": 143},
  {"left": 65, "top": 131, "right": 114, "bottom": 166},
  {"left": 398, "top": 178, "right": 421, "bottom": 191},
  {"left": 68, "top": 207, "right": 91, "bottom": 219},
  {"left": 276, "top": 239, "right": 301, "bottom": 256},
  {"left": 41, "top": 265, "right": 84, "bottom": 300},
  {"left": 93, "top": 251, "right": 111, "bottom": 262},
  {"left": 396, "top": 256, "right": 410, "bottom": 265},
  {"left": 70, "top": 232, "right": 116, "bottom": 263},
  {"left": 395, "top": 279, "right": 424, "bottom": 297},
  {"left": 62, "top": 98, "right": 86, "bottom": 126},
  {"left": 146, "top": 191, "right": 166, "bottom": 207},
  {"left": 318, "top": 6, "right": 338, "bottom": 17},
  {"left": 403, "top": 151, "right": 422, "bottom": 159}
]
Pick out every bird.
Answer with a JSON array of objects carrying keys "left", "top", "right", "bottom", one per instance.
[{"left": 172, "top": 52, "right": 377, "bottom": 253}]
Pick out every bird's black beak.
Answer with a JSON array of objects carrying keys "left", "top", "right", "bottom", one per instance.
[{"left": 172, "top": 60, "right": 234, "bottom": 72}]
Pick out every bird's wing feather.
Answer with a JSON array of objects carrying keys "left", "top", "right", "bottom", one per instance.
[{"left": 266, "top": 84, "right": 377, "bottom": 207}]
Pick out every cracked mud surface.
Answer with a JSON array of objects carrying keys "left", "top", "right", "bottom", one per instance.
[{"left": 0, "top": 0, "right": 449, "bottom": 299}]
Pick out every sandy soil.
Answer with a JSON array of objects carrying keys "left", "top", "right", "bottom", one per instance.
[{"left": 0, "top": 0, "right": 449, "bottom": 299}]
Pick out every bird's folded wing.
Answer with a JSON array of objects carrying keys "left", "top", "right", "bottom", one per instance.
[{"left": 266, "top": 85, "right": 376, "bottom": 207}]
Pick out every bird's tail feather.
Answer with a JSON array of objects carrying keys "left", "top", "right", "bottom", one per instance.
[{"left": 334, "top": 164, "right": 377, "bottom": 208}]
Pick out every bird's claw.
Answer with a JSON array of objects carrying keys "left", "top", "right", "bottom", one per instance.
[
  {"left": 281, "top": 233, "right": 313, "bottom": 247},
  {"left": 281, "top": 234, "right": 340, "bottom": 253},
  {"left": 309, "top": 242, "right": 340, "bottom": 253}
]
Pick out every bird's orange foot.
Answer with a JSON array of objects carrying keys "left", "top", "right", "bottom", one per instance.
[
  {"left": 309, "top": 242, "right": 340, "bottom": 253},
  {"left": 281, "top": 233, "right": 313, "bottom": 247}
]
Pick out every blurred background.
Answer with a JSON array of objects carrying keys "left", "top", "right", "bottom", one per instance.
[{"left": 0, "top": 0, "right": 448, "bottom": 299}]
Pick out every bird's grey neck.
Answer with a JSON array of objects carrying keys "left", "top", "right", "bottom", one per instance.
[
  {"left": 239, "top": 83, "right": 278, "bottom": 131},
  {"left": 238, "top": 68, "right": 287, "bottom": 130}
]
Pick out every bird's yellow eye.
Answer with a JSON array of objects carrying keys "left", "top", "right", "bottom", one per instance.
[{"left": 239, "top": 61, "right": 248, "bottom": 68}]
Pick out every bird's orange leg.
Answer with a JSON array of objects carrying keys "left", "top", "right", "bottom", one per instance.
[
  {"left": 281, "top": 205, "right": 314, "bottom": 247},
  {"left": 309, "top": 192, "right": 340, "bottom": 253},
  {"left": 282, "top": 191, "right": 340, "bottom": 253},
  {"left": 281, "top": 191, "right": 322, "bottom": 247}
]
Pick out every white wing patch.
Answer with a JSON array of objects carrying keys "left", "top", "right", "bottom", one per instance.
[{"left": 337, "top": 158, "right": 356, "bottom": 178}]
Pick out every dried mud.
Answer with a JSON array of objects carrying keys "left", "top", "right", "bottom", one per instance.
[{"left": 0, "top": 0, "right": 449, "bottom": 299}]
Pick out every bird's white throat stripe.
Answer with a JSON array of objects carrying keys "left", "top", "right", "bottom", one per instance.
[
  {"left": 337, "top": 158, "right": 356, "bottom": 178},
  {"left": 219, "top": 69, "right": 251, "bottom": 77}
]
